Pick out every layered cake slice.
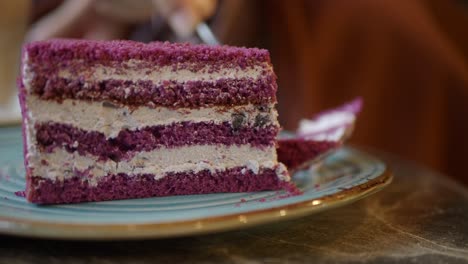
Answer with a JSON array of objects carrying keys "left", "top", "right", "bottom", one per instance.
[{"left": 19, "top": 39, "right": 290, "bottom": 204}]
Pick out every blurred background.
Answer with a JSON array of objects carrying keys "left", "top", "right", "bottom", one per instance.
[{"left": 0, "top": 0, "right": 467, "bottom": 184}]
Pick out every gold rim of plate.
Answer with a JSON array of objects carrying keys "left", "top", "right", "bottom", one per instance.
[{"left": 0, "top": 168, "right": 392, "bottom": 240}]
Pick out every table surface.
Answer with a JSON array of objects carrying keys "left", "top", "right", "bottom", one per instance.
[{"left": 1, "top": 150, "right": 468, "bottom": 264}]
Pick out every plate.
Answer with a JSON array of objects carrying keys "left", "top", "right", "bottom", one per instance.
[{"left": 0, "top": 127, "right": 392, "bottom": 240}]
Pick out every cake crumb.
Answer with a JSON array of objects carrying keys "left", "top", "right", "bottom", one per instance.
[
  {"left": 259, "top": 183, "right": 303, "bottom": 203},
  {"left": 235, "top": 198, "right": 249, "bottom": 207},
  {"left": 14, "top": 191, "right": 26, "bottom": 198}
]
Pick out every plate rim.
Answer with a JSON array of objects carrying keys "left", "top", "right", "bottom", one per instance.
[{"left": 0, "top": 151, "right": 393, "bottom": 240}]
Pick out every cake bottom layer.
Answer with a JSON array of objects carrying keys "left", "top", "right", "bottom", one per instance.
[{"left": 27, "top": 167, "right": 287, "bottom": 204}]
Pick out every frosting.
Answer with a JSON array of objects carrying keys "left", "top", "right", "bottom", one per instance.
[
  {"left": 26, "top": 95, "right": 278, "bottom": 138},
  {"left": 29, "top": 145, "right": 288, "bottom": 186},
  {"left": 57, "top": 60, "right": 270, "bottom": 84}
]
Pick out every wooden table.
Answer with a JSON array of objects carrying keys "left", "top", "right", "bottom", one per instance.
[{"left": 1, "top": 150, "right": 468, "bottom": 263}]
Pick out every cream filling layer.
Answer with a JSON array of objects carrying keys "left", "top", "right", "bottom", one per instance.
[
  {"left": 56, "top": 59, "right": 271, "bottom": 84},
  {"left": 26, "top": 95, "right": 279, "bottom": 138},
  {"left": 29, "top": 145, "right": 289, "bottom": 186}
]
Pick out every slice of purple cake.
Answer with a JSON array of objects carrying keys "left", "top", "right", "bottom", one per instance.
[{"left": 19, "top": 39, "right": 290, "bottom": 204}]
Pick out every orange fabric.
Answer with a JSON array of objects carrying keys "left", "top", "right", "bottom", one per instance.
[{"left": 219, "top": 0, "right": 468, "bottom": 183}]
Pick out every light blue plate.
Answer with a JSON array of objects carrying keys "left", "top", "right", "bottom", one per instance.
[{"left": 0, "top": 126, "right": 392, "bottom": 240}]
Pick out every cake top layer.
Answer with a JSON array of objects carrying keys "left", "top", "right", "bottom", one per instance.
[{"left": 24, "top": 39, "right": 271, "bottom": 68}]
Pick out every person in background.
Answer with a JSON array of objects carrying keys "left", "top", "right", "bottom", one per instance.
[
  {"left": 22, "top": 0, "right": 468, "bottom": 184},
  {"left": 26, "top": 0, "right": 217, "bottom": 41}
]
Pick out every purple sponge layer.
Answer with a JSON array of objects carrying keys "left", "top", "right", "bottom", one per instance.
[
  {"left": 36, "top": 122, "right": 279, "bottom": 161},
  {"left": 27, "top": 167, "right": 285, "bottom": 204},
  {"left": 30, "top": 76, "right": 277, "bottom": 107},
  {"left": 25, "top": 39, "right": 271, "bottom": 70}
]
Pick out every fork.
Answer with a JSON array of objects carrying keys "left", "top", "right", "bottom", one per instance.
[{"left": 195, "top": 22, "right": 220, "bottom": 45}]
